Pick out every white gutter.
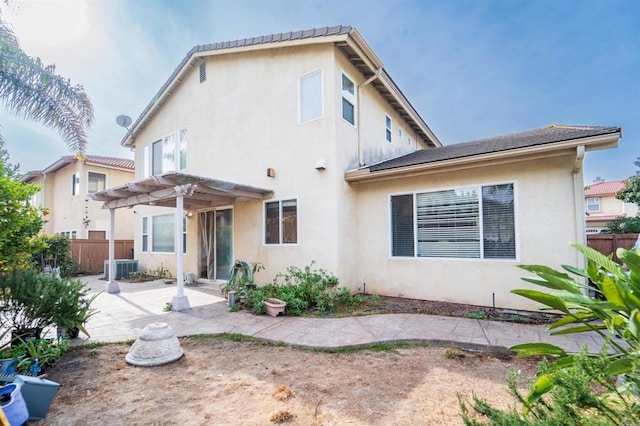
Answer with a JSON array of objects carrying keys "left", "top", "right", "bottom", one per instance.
[
  {"left": 573, "top": 145, "right": 587, "bottom": 289},
  {"left": 345, "top": 132, "right": 621, "bottom": 183}
]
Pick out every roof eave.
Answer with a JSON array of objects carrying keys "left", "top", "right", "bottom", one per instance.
[
  {"left": 122, "top": 32, "right": 354, "bottom": 148},
  {"left": 345, "top": 131, "right": 621, "bottom": 183}
]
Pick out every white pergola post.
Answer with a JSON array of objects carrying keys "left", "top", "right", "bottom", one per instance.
[
  {"left": 171, "top": 185, "right": 191, "bottom": 311},
  {"left": 107, "top": 208, "right": 120, "bottom": 293}
]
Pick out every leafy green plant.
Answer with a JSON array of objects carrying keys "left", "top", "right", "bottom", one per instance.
[
  {"left": 10, "top": 338, "right": 71, "bottom": 375},
  {"left": 508, "top": 244, "right": 640, "bottom": 405},
  {"left": 243, "top": 262, "right": 341, "bottom": 315},
  {"left": 163, "top": 302, "right": 172, "bottom": 312},
  {"left": 151, "top": 264, "right": 171, "bottom": 279},
  {"left": 467, "top": 311, "right": 488, "bottom": 320},
  {"left": 603, "top": 214, "right": 640, "bottom": 233},
  {"left": 460, "top": 352, "right": 639, "bottom": 425},
  {"left": 30, "top": 234, "right": 78, "bottom": 277},
  {"left": 0, "top": 143, "right": 46, "bottom": 274},
  {"left": 459, "top": 243, "right": 640, "bottom": 423},
  {"left": 0, "top": 270, "right": 98, "bottom": 337}
]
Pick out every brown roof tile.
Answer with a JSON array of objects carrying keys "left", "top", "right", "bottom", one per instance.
[{"left": 369, "top": 125, "right": 621, "bottom": 172}]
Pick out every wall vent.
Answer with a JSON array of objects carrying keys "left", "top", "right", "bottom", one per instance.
[{"left": 199, "top": 62, "right": 206, "bottom": 83}]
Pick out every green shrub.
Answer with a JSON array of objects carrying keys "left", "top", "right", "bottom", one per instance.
[
  {"left": 31, "top": 234, "right": 77, "bottom": 277},
  {"left": 0, "top": 269, "right": 97, "bottom": 336},
  {"left": 244, "top": 262, "right": 340, "bottom": 315},
  {"left": 459, "top": 243, "right": 640, "bottom": 423},
  {"left": 602, "top": 214, "right": 640, "bottom": 233},
  {"left": 460, "top": 352, "right": 639, "bottom": 425}
]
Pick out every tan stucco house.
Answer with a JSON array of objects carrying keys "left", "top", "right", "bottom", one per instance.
[
  {"left": 93, "top": 26, "right": 621, "bottom": 311},
  {"left": 585, "top": 178, "right": 637, "bottom": 233},
  {"left": 21, "top": 155, "right": 135, "bottom": 240}
]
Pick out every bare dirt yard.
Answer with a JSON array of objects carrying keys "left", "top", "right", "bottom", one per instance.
[{"left": 38, "top": 336, "right": 539, "bottom": 425}]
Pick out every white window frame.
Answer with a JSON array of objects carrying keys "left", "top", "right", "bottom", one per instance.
[
  {"left": 389, "top": 181, "right": 518, "bottom": 261},
  {"left": 587, "top": 197, "right": 600, "bottom": 212},
  {"left": 141, "top": 216, "right": 148, "bottom": 252},
  {"left": 385, "top": 115, "right": 392, "bottom": 142},
  {"left": 87, "top": 171, "right": 106, "bottom": 194},
  {"left": 143, "top": 213, "right": 187, "bottom": 254},
  {"left": 143, "top": 145, "right": 150, "bottom": 178},
  {"left": 341, "top": 72, "right": 356, "bottom": 126},
  {"left": 298, "top": 68, "right": 323, "bottom": 124},
  {"left": 264, "top": 198, "right": 298, "bottom": 245},
  {"left": 71, "top": 172, "right": 80, "bottom": 196},
  {"left": 150, "top": 128, "right": 187, "bottom": 175}
]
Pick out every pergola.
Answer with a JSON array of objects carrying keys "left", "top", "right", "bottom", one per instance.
[{"left": 91, "top": 172, "right": 273, "bottom": 310}]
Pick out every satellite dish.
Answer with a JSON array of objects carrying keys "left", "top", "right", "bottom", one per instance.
[{"left": 116, "top": 115, "right": 133, "bottom": 128}]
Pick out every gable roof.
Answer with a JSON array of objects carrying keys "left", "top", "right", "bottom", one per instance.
[
  {"left": 346, "top": 125, "right": 622, "bottom": 182},
  {"left": 120, "top": 25, "right": 441, "bottom": 149},
  {"left": 20, "top": 155, "right": 135, "bottom": 183},
  {"left": 585, "top": 179, "right": 627, "bottom": 197}
]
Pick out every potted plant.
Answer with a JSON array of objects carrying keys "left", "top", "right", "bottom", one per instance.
[{"left": 50, "top": 280, "right": 100, "bottom": 339}]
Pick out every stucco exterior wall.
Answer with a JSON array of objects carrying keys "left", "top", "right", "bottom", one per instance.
[
  {"left": 28, "top": 163, "right": 134, "bottom": 239},
  {"left": 352, "top": 152, "right": 582, "bottom": 311},
  {"left": 131, "top": 43, "right": 432, "bottom": 285}
]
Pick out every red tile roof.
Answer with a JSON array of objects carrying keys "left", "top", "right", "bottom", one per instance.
[
  {"left": 586, "top": 214, "right": 623, "bottom": 222},
  {"left": 584, "top": 180, "right": 627, "bottom": 196},
  {"left": 84, "top": 155, "right": 135, "bottom": 170}
]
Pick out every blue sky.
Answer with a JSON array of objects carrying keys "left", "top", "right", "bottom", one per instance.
[{"left": 1, "top": 0, "right": 638, "bottom": 184}]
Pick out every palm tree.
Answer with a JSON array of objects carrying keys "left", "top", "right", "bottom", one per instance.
[{"left": 0, "top": 12, "right": 93, "bottom": 154}]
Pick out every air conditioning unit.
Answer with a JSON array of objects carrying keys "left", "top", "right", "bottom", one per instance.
[{"left": 104, "top": 260, "right": 138, "bottom": 280}]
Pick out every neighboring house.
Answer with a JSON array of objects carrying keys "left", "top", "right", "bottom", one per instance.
[
  {"left": 584, "top": 178, "right": 638, "bottom": 233},
  {"left": 92, "top": 26, "right": 621, "bottom": 311},
  {"left": 21, "top": 155, "right": 135, "bottom": 240}
]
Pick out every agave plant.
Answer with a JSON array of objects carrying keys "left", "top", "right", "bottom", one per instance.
[{"left": 510, "top": 243, "right": 640, "bottom": 408}]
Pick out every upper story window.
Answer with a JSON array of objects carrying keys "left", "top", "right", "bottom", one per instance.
[
  {"left": 150, "top": 129, "right": 187, "bottom": 175},
  {"left": 265, "top": 199, "right": 298, "bottom": 245},
  {"left": 587, "top": 197, "right": 600, "bottom": 212},
  {"left": 391, "top": 183, "right": 516, "bottom": 260},
  {"left": 87, "top": 172, "right": 106, "bottom": 193},
  {"left": 385, "top": 115, "right": 392, "bottom": 142},
  {"left": 298, "top": 69, "right": 323, "bottom": 123},
  {"left": 71, "top": 172, "right": 80, "bottom": 196},
  {"left": 341, "top": 73, "right": 356, "bottom": 125}
]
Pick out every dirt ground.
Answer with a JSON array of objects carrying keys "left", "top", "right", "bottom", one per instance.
[
  {"left": 37, "top": 337, "right": 540, "bottom": 425},
  {"left": 32, "top": 296, "right": 548, "bottom": 425}
]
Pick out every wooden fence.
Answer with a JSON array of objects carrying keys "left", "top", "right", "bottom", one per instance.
[
  {"left": 586, "top": 233, "right": 639, "bottom": 263},
  {"left": 70, "top": 239, "right": 134, "bottom": 274}
]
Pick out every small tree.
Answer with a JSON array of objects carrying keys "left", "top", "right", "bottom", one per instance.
[
  {"left": 617, "top": 158, "right": 640, "bottom": 206},
  {"left": 0, "top": 141, "right": 45, "bottom": 273},
  {"left": 31, "top": 234, "right": 77, "bottom": 277},
  {"left": 603, "top": 215, "right": 640, "bottom": 234}
]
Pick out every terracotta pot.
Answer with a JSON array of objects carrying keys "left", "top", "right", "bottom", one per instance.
[{"left": 263, "top": 298, "right": 286, "bottom": 317}]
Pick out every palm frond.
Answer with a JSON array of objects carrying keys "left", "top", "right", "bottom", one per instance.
[{"left": 0, "top": 15, "right": 93, "bottom": 154}]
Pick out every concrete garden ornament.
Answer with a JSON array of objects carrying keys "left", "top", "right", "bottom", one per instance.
[{"left": 125, "top": 323, "right": 183, "bottom": 367}]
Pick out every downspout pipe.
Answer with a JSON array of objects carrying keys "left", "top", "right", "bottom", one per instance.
[
  {"left": 573, "top": 145, "right": 586, "bottom": 288},
  {"left": 357, "top": 69, "right": 381, "bottom": 167}
]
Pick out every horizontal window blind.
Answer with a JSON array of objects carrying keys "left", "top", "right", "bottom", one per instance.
[
  {"left": 391, "top": 195, "right": 414, "bottom": 256},
  {"left": 482, "top": 184, "right": 515, "bottom": 259},
  {"left": 416, "top": 189, "right": 480, "bottom": 258}
]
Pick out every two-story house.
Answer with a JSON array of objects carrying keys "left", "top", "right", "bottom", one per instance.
[
  {"left": 21, "top": 155, "right": 135, "bottom": 240},
  {"left": 93, "top": 26, "right": 621, "bottom": 311},
  {"left": 585, "top": 177, "right": 638, "bottom": 233}
]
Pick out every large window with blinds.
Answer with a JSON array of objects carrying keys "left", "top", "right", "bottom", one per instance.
[{"left": 390, "top": 183, "right": 516, "bottom": 259}]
